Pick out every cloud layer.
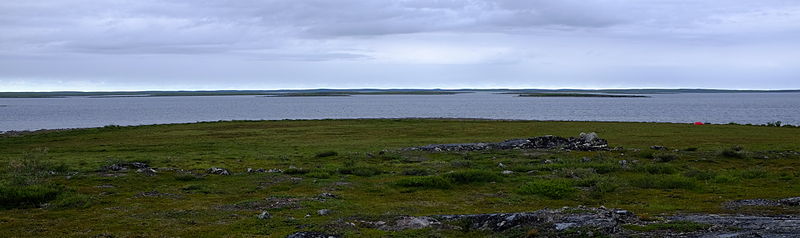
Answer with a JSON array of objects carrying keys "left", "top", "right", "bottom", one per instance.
[{"left": 1, "top": 0, "right": 799, "bottom": 90}]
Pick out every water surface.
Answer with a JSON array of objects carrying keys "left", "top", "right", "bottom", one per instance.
[{"left": 1, "top": 92, "right": 799, "bottom": 131}]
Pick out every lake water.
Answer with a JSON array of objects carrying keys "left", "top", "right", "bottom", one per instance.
[{"left": 1, "top": 92, "right": 799, "bottom": 131}]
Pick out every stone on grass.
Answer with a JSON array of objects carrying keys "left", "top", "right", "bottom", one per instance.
[
  {"left": 208, "top": 167, "right": 230, "bottom": 175},
  {"left": 317, "top": 209, "right": 331, "bottom": 216},
  {"left": 257, "top": 211, "right": 271, "bottom": 219}
]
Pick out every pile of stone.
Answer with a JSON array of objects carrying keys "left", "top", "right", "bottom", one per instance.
[
  {"left": 404, "top": 132, "right": 608, "bottom": 152},
  {"left": 103, "top": 162, "right": 150, "bottom": 172}
]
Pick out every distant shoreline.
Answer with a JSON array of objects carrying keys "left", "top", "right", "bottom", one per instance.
[
  {"left": 515, "top": 93, "right": 649, "bottom": 98},
  {"left": 3, "top": 118, "right": 796, "bottom": 137},
  {"left": 1, "top": 88, "right": 799, "bottom": 98}
]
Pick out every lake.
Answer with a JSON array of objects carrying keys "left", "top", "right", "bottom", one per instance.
[{"left": 1, "top": 92, "right": 799, "bottom": 131}]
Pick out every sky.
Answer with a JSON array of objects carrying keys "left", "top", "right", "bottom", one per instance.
[{"left": 1, "top": 0, "right": 799, "bottom": 91}]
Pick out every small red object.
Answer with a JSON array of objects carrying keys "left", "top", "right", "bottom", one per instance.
[{"left": 694, "top": 122, "right": 704, "bottom": 125}]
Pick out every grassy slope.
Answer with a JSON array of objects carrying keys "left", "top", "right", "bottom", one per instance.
[{"left": 1, "top": 119, "right": 799, "bottom": 237}]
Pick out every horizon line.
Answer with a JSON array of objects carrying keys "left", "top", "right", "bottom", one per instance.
[{"left": 3, "top": 87, "right": 800, "bottom": 93}]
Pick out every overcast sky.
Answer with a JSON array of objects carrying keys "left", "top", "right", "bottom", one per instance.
[{"left": 1, "top": 0, "right": 799, "bottom": 91}]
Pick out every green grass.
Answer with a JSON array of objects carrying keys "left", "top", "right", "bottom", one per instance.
[
  {"left": 441, "top": 170, "right": 501, "bottom": 184},
  {"left": 0, "top": 184, "right": 63, "bottom": 209},
  {"left": 0, "top": 119, "right": 799, "bottom": 237},
  {"left": 395, "top": 176, "right": 454, "bottom": 189},
  {"left": 517, "top": 180, "right": 577, "bottom": 199},
  {"left": 628, "top": 175, "right": 700, "bottom": 190}
]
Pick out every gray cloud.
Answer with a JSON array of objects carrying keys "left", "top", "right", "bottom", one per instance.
[{"left": 0, "top": 0, "right": 799, "bottom": 90}]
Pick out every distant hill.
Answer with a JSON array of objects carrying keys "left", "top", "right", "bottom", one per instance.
[{"left": 0, "top": 88, "right": 798, "bottom": 98}]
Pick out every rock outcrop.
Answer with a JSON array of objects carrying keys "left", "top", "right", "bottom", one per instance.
[{"left": 404, "top": 132, "right": 608, "bottom": 152}]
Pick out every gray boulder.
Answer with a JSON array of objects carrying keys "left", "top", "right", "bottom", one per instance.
[{"left": 208, "top": 167, "right": 230, "bottom": 175}]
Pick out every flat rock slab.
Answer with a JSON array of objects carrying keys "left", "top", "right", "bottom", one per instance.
[
  {"left": 345, "top": 206, "right": 800, "bottom": 237},
  {"left": 671, "top": 214, "right": 800, "bottom": 238}
]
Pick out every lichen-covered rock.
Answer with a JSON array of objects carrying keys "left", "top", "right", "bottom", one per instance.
[
  {"left": 136, "top": 168, "right": 157, "bottom": 176},
  {"left": 317, "top": 209, "right": 331, "bottom": 216},
  {"left": 207, "top": 167, "right": 230, "bottom": 175},
  {"left": 103, "top": 162, "right": 149, "bottom": 172},
  {"left": 378, "top": 216, "right": 442, "bottom": 231},
  {"left": 256, "top": 211, "right": 271, "bottom": 220},
  {"left": 286, "top": 232, "right": 339, "bottom": 238},
  {"left": 404, "top": 133, "right": 608, "bottom": 152},
  {"left": 779, "top": 197, "right": 800, "bottom": 206}
]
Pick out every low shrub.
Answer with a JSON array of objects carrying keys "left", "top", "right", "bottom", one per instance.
[
  {"left": 682, "top": 170, "right": 716, "bottom": 180},
  {"left": 449, "top": 160, "right": 473, "bottom": 168},
  {"left": 401, "top": 168, "right": 430, "bottom": 176},
  {"left": 284, "top": 167, "right": 309, "bottom": 175},
  {"left": 442, "top": 170, "right": 501, "bottom": 184},
  {"left": 719, "top": 146, "right": 746, "bottom": 158},
  {"left": 736, "top": 167, "right": 769, "bottom": 179},
  {"left": 0, "top": 184, "right": 63, "bottom": 209},
  {"left": 174, "top": 174, "right": 204, "bottom": 181},
  {"left": 585, "top": 162, "right": 619, "bottom": 174},
  {"left": 306, "top": 171, "right": 332, "bottom": 179},
  {"left": 629, "top": 175, "right": 699, "bottom": 190},
  {"left": 637, "top": 164, "right": 678, "bottom": 174},
  {"left": 181, "top": 184, "right": 209, "bottom": 192},
  {"left": 517, "top": 180, "right": 577, "bottom": 199},
  {"left": 555, "top": 168, "right": 597, "bottom": 178},
  {"left": 576, "top": 176, "right": 623, "bottom": 197},
  {"left": 395, "top": 176, "right": 452, "bottom": 189},
  {"left": 711, "top": 174, "right": 738, "bottom": 183},
  {"left": 315, "top": 151, "right": 338, "bottom": 158},
  {"left": 48, "top": 192, "right": 92, "bottom": 209},
  {"left": 652, "top": 152, "right": 678, "bottom": 162},
  {"left": 339, "top": 166, "right": 382, "bottom": 177}
]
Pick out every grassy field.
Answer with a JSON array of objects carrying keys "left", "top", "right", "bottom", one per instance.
[{"left": 1, "top": 119, "right": 799, "bottom": 237}]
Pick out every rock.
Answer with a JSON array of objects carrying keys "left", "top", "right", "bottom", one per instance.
[
  {"left": 779, "top": 197, "right": 800, "bottom": 206},
  {"left": 581, "top": 157, "right": 592, "bottom": 163},
  {"left": 319, "top": 193, "right": 337, "bottom": 199},
  {"left": 579, "top": 132, "right": 599, "bottom": 142},
  {"left": 286, "top": 231, "right": 339, "bottom": 238},
  {"left": 554, "top": 222, "right": 576, "bottom": 231},
  {"left": 670, "top": 214, "right": 800, "bottom": 236},
  {"left": 103, "top": 162, "right": 149, "bottom": 172},
  {"left": 725, "top": 199, "right": 782, "bottom": 209},
  {"left": 352, "top": 206, "right": 800, "bottom": 236},
  {"left": 650, "top": 145, "right": 668, "bottom": 150},
  {"left": 257, "top": 211, "right": 271, "bottom": 219},
  {"left": 379, "top": 216, "right": 442, "bottom": 231},
  {"left": 618, "top": 160, "right": 628, "bottom": 168},
  {"left": 134, "top": 190, "right": 181, "bottom": 199},
  {"left": 317, "top": 209, "right": 331, "bottom": 216},
  {"left": 208, "top": 167, "right": 230, "bottom": 175},
  {"left": 130, "top": 162, "right": 149, "bottom": 168},
  {"left": 501, "top": 170, "right": 514, "bottom": 175},
  {"left": 403, "top": 133, "right": 609, "bottom": 152},
  {"left": 105, "top": 164, "right": 126, "bottom": 172},
  {"left": 136, "top": 168, "right": 157, "bottom": 176},
  {"left": 247, "top": 168, "right": 253, "bottom": 173},
  {"left": 543, "top": 159, "right": 553, "bottom": 164},
  {"left": 498, "top": 162, "right": 506, "bottom": 168},
  {"left": 267, "top": 169, "right": 283, "bottom": 173},
  {"left": 433, "top": 207, "right": 624, "bottom": 232}
]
